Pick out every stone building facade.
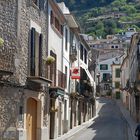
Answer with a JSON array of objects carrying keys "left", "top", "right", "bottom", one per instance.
[
  {"left": 0, "top": 0, "right": 51, "bottom": 140},
  {"left": 0, "top": 1, "right": 96, "bottom": 140}
]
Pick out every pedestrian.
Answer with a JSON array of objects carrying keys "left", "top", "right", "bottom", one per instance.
[{"left": 135, "top": 124, "right": 140, "bottom": 140}]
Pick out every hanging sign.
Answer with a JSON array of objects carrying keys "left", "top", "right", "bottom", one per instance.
[{"left": 70, "top": 67, "right": 80, "bottom": 79}]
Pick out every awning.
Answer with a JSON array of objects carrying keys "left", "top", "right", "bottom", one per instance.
[{"left": 80, "top": 60, "right": 94, "bottom": 86}]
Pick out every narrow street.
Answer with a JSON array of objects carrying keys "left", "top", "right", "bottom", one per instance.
[{"left": 67, "top": 97, "right": 128, "bottom": 140}]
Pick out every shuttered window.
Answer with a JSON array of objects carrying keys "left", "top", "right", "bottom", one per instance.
[
  {"left": 50, "top": 11, "right": 63, "bottom": 35},
  {"left": 58, "top": 70, "right": 66, "bottom": 88},
  {"left": 30, "top": 28, "right": 43, "bottom": 77}
]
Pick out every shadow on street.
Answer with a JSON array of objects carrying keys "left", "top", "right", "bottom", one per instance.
[{"left": 87, "top": 97, "right": 127, "bottom": 140}]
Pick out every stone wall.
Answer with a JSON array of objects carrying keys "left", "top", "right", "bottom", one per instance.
[
  {"left": 0, "top": 0, "right": 49, "bottom": 139},
  {"left": 0, "top": 0, "right": 48, "bottom": 85},
  {"left": 16, "top": 0, "right": 48, "bottom": 85},
  {"left": 0, "top": 86, "right": 24, "bottom": 140}
]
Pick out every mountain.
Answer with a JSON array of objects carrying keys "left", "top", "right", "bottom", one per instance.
[{"left": 57, "top": 0, "right": 140, "bottom": 38}]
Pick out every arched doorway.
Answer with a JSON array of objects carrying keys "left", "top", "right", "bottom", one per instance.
[{"left": 26, "top": 98, "right": 37, "bottom": 140}]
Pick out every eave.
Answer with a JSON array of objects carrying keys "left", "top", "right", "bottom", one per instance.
[{"left": 64, "top": 14, "right": 78, "bottom": 28}]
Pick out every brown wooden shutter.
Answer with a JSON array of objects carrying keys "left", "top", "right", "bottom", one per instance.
[
  {"left": 39, "top": 34, "right": 43, "bottom": 76},
  {"left": 30, "top": 27, "right": 36, "bottom": 76}
]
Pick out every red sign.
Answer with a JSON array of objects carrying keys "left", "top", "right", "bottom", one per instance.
[{"left": 70, "top": 67, "right": 80, "bottom": 79}]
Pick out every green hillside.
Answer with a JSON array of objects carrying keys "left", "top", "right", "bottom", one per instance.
[{"left": 57, "top": 0, "right": 140, "bottom": 38}]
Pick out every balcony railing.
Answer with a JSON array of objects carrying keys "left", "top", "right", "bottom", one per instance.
[
  {"left": 0, "top": 48, "right": 14, "bottom": 75},
  {"left": 70, "top": 45, "right": 77, "bottom": 62},
  {"left": 27, "top": 58, "right": 52, "bottom": 85}
]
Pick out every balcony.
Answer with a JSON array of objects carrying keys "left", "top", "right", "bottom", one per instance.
[
  {"left": 27, "top": 58, "right": 52, "bottom": 86},
  {"left": 0, "top": 48, "right": 14, "bottom": 79},
  {"left": 70, "top": 45, "right": 77, "bottom": 62}
]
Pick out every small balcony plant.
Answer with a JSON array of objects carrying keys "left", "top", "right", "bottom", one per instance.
[
  {"left": 46, "top": 56, "right": 55, "bottom": 65},
  {"left": 0, "top": 37, "right": 4, "bottom": 47}
]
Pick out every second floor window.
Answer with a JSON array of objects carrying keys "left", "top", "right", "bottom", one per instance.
[
  {"left": 30, "top": 27, "right": 43, "bottom": 76},
  {"left": 115, "top": 68, "right": 120, "bottom": 78}
]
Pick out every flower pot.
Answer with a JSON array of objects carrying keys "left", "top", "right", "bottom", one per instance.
[{"left": 46, "top": 56, "right": 55, "bottom": 65}]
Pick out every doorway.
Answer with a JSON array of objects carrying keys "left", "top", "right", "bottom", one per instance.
[{"left": 26, "top": 98, "right": 37, "bottom": 140}]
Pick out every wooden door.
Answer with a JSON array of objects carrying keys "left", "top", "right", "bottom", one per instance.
[{"left": 26, "top": 98, "right": 37, "bottom": 140}]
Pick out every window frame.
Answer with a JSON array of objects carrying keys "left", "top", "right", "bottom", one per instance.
[
  {"left": 100, "top": 64, "right": 108, "bottom": 70},
  {"left": 115, "top": 68, "right": 120, "bottom": 78}
]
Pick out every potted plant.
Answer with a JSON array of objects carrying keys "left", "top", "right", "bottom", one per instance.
[
  {"left": 0, "top": 37, "right": 4, "bottom": 47},
  {"left": 46, "top": 56, "right": 55, "bottom": 65},
  {"left": 50, "top": 106, "right": 58, "bottom": 112}
]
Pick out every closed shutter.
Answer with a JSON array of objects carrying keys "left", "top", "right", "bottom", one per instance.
[
  {"left": 58, "top": 71, "right": 61, "bottom": 87},
  {"left": 39, "top": 34, "right": 43, "bottom": 76},
  {"left": 30, "top": 27, "right": 36, "bottom": 76}
]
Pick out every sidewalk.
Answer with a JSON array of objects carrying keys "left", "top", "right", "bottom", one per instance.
[
  {"left": 54, "top": 98, "right": 136, "bottom": 140},
  {"left": 116, "top": 100, "right": 138, "bottom": 140},
  {"left": 54, "top": 99, "right": 101, "bottom": 140}
]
